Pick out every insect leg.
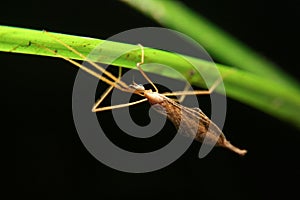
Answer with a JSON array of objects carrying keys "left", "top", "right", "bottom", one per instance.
[
  {"left": 91, "top": 66, "right": 148, "bottom": 112},
  {"left": 92, "top": 98, "right": 148, "bottom": 112},
  {"left": 175, "top": 83, "right": 191, "bottom": 103},
  {"left": 43, "top": 31, "right": 129, "bottom": 89},
  {"left": 176, "top": 70, "right": 196, "bottom": 103},
  {"left": 162, "top": 75, "right": 224, "bottom": 97},
  {"left": 136, "top": 44, "right": 159, "bottom": 92},
  {"left": 92, "top": 67, "right": 123, "bottom": 112}
]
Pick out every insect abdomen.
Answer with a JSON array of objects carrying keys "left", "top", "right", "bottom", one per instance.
[{"left": 150, "top": 97, "right": 247, "bottom": 156}]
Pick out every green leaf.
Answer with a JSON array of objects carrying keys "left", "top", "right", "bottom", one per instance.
[
  {"left": 0, "top": 25, "right": 300, "bottom": 129},
  {"left": 123, "top": 0, "right": 299, "bottom": 90}
]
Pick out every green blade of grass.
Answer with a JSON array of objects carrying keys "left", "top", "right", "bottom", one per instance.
[
  {"left": 122, "top": 0, "right": 299, "bottom": 90},
  {"left": 1, "top": 25, "right": 300, "bottom": 129}
]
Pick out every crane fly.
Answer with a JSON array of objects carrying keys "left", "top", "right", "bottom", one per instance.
[{"left": 40, "top": 32, "right": 247, "bottom": 156}]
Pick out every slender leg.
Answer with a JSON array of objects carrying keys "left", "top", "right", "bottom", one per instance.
[
  {"left": 91, "top": 67, "right": 148, "bottom": 112},
  {"left": 176, "top": 70, "right": 197, "bottom": 103},
  {"left": 136, "top": 44, "right": 159, "bottom": 92},
  {"left": 92, "top": 83, "right": 116, "bottom": 112},
  {"left": 177, "top": 83, "right": 192, "bottom": 103},
  {"left": 32, "top": 41, "right": 129, "bottom": 91},
  {"left": 92, "top": 67, "right": 122, "bottom": 112},
  {"left": 163, "top": 76, "right": 223, "bottom": 97},
  {"left": 37, "top": 33, "right": 152, "bottom": 112},
  {"left": 43, "top": 31, "right": 129, "bottom": 89},
  {"left": 92, "top": 98, "right": 148, "bottom": 112}
]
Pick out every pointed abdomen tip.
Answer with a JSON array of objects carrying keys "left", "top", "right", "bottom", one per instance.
[{"left": 237, "top": 149, "right": 247, "bottom": 156}]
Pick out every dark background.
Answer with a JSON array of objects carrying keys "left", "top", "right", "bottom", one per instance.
[{"left": 6, "top": 0, "right": 299, "bottom": 199}]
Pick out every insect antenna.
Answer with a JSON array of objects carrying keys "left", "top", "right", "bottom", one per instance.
[
  {"left": 37, "top": 31, "right": 153, "bottom": 111},
  {"left": 43, "top": 31, "right": 131, "bottom": 91}
]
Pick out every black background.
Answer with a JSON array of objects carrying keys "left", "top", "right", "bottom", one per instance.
[{"left": 6, "top": 0, "right": 300, "bottom": 199}]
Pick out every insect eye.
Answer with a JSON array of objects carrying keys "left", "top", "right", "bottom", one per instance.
[
  {"left": 137, "top": 84, "right": 145, "bottom": 89},
  {"left": 129, "top": 83, "right": 145, "bottom": 91}
]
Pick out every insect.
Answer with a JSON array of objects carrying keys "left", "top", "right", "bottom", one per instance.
[{"left": 41, "top": 32, "right": 247, "bottom": 156}]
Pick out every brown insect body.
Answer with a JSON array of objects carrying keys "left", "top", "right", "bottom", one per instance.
[
  {"left": 41, "top": 33, "right": 247, "bottom": 156},
  {"left": 144, "top": 90, "right": 247, "bottom": 156}
]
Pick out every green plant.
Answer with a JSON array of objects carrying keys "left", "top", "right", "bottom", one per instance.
[{"left": 1, "top": 25, "right": 299, "bottom": 129}]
